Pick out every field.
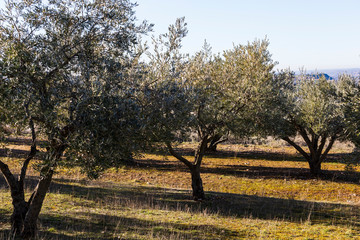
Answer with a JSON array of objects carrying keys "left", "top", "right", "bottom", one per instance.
[{"left": 0, "top": 138, "right": 360, "bottom": 239}]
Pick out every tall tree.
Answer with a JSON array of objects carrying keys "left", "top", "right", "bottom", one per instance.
[{"left": 0, "top": 0, "right": 150, "bottom": 238}]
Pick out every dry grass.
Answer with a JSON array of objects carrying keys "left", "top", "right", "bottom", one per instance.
[{"left": 0, "top": 138, "right": 359, "bottom": 239}]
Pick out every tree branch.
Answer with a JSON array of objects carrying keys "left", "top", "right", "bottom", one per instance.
[
  {"left": 312, "top": 134, "right": 319, "bottom": 152},
  {"left": 197, "top": 104, "right": 207, "bottom": 138},
  {"left": 20, "top": 102, "right": 38, "bottom": 185},
  {"left": 297, "top": 127, "right": 315, "bottom": 155},
  {"left": 0, "top": 160, "right": 17, "bottom": 189},
  {"left": 282, "top": 136, "right": 310, "bottom": 161},
  {"left": 194, "top": 136, "right": 209, "bottom": 167},
  {"left": 315, "top": 134, "right": 328, "bottom": 161},
  {"left": 289, "top": 118, "right": 313, "bottom": 153},
  {"left": 44, "top": 51, "right": 79, "bottom": 81},
  {"left": 165, "top": 142, "right": 193, "bottom": 169},
  {"left": 320, "top": 136, "right": 336, "bottom": 163},
  {"left": 212, "top": 138, "right": 228, "bottom": 147}
]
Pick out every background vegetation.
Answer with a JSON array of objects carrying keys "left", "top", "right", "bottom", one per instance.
[{"left": 0, "top": 0, "right": 359, "bottom": 239}]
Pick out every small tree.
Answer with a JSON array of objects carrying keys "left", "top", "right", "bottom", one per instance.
[
  {"left": 143, "top": 19, "right": 277, "bottom": 200},
  {"left": 0, "top": 0, "right": 150, "bottom": 238},
  {"left": 268, "top": 73, "right": 358, "bottom": 175},
  {"left": 139, "top": 18, "right": 203, "bottom": 199}
]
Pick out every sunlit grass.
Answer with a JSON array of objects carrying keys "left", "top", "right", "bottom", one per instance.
[{"left": 0, "top": 139, "right": 359, "bottom": 239}]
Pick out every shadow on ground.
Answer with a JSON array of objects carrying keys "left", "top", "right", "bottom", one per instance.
[
  {"left": 51, "top": 178, "right": 360, "bottom": 225},
  {"left": 135, "top": 157, "right": 360, "bottom": 184},
  {"left": 1, "top": 212, "right": 242, "bottom": 240},
  {"left": 1, "top": 175, "right": 359, "bottom": 239},
  {"left": 166, "top": 146, "right": 358, "bottom": 164},
  {"left": 1, "top": 138, "right": 359, "bottom": 239},
  {"left": 1, "top": 138, "right": 359, "bottom": 184}
]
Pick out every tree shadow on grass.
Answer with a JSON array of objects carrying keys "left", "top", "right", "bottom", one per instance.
[
  {"left": 201, "top": 164, "right": 360, "bottom": 183},
  {"left": 1, "top": 177, "right": 359, "bottom": 239},
  {"left": 1, "top": 203, "right": 244, "bottom": 239},
  {"left": 135, "top": 157, "right": 360, "bottom": 184},
  {"left": 0, "top": 208, "right": 11, "bottom": 226},
  {"left": 173, "top": 146, "right": 358, "bottom": 165},
  {"left": 35, "top": 212, "right": 242, "bottom": 240},
  {"left": 0, "top": 148, "right": 45, "bottom": 161},
  {"left": 46, "top": 179, "right": 360, "bottom": 228}
]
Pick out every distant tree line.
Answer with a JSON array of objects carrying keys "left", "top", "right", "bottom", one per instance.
[{"left": 0, "top": 0, "right": 359, "bottom": 238}]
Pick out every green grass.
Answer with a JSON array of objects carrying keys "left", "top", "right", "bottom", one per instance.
[{"left": 0, "top": 139, "right": 360, "bottom": 239}]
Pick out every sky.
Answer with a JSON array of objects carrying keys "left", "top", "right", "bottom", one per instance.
[
  {"left": 0, "top": 0, "right": 359, "bottom": 71},
  {"left": 134, "top": 0, "right": 360, "bottom": 71}
]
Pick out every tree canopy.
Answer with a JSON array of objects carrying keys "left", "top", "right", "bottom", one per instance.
[
  {"left": 141, "top": 18, "right": 279, "bottom": 199},
  {"left": 0, "top": 0, "right": 151, "bottom": 237},
  {"left": 265, "top": 72, "right": 359, "bottom": 175}
]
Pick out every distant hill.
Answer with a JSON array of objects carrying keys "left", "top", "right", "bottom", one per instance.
[
  {"left": 311, "top": 68, "right": 360, "bottom": 80},
  {"left": 295, "top": 68, "right": 360, "bottom": 80},
  {"left": 308, "top": 73, "right": 334, "bottom": 80}
]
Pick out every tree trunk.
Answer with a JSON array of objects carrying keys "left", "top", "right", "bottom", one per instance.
[
  {"left": 21, "top": 169, "right": 54, "bottom": 239},
  {"left": 207, "top": 135, "right": 221, "bottom": 152},
  {"left": 190, "top": 167, "right": 205, "bottom": 201},
  {"left": 207, "top": 142, "right": 218, "bottom": 152},
  {"left": 308, "top": 160, "right": 322, "bottom": 176},
  {"left": 1, "top": 151, "right": 33, "bottom": 236},
  {"left": 166, "top": 137, "right": 208, "bottom": 201},
  {"left": 283, "top": 129, "right": 337, "bottom": 177},
  {"left": 10, "top": 190, "right": 28, "bottom": 236}
]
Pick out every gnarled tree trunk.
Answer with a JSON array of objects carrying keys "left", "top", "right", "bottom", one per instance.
[
  {"left": 308, "top": 160, "right": 322, "bottom": 176},
  {"left": 166, "top": 136, "right": 209, "bottom": 201},
  {"left": 0, "top": 140, "right": 65, "bottom": 239},
  {"left": 10, "top": 186, "right": 29, "bottom": 236},
  {"left": 21, "top": 169, "right": 54, "bottom": 239},
  {"left": 190, "top": 166, "right": 205, "bottom": 200},
  {"left": 282, "top": 131, "right": 336, "bottom": 176},
  {"left": 0, "top": 143, "right": 36, "bottom": 236},
  {"left": 206, "top": 134, "right": 228, "bottom": 152},
  {"left": 206, "top": 134, "right": 222, "bottom": 152}
]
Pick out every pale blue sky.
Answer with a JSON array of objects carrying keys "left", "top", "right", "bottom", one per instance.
[
  {"left": 135, "top": 0, "right": 360, "bottom": 71},
  {"left": 1, "top": 0, "right": 359, "bottom": 71}
]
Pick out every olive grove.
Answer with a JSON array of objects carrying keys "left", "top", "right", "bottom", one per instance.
[{"left": 1, "top": 1, "right": 360, "bottom": 239}]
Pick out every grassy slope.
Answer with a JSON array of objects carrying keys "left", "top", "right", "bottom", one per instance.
[{"left": 0, "top": 140, "right": 359, "bottom": 239}]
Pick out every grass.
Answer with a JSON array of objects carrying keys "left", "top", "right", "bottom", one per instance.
[{"left": 0, "top": 138, "right": 359, "bottom": 239}]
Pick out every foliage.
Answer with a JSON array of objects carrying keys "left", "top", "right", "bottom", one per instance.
[
  {"left": 338, "top": 75, "right": 360, "bottom": 148},
  {"left": 141, "top": 17, "right": 279, "bottom": 199},
  {"left": 266, "top": 72, "right": 360, "bottom": 174},
  {"left": 0, "top": 0, "right": 151, "bottom": 176},
  {"left": 189, "top": 38, "right": 277, "bottom": 138},
  {"left": 139, "top": 17, "right": 194, "bottom": 144},
  {"left": 0, "top": 0, "right": 151, "bottom": 237},
  {"left": 144, "top": 22, "right": 278, "bottom": 144}
]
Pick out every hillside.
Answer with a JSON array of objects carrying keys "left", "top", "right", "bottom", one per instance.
[{"left": 306, "top": 68, "right": 360, "bottom": 80}]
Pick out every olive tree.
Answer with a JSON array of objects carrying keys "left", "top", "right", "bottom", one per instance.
[
  {"left": 339, "top": 75, "right": 360, "bottom": 149},
  {"left": 143, "top": 18, "right": 277, "bottom": 200},
  {"left": 267, "top": 73, "right": 358, "bottom": 175},
  {"left": 0, "top": 0, "right": 150, "bottom": 238}
]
